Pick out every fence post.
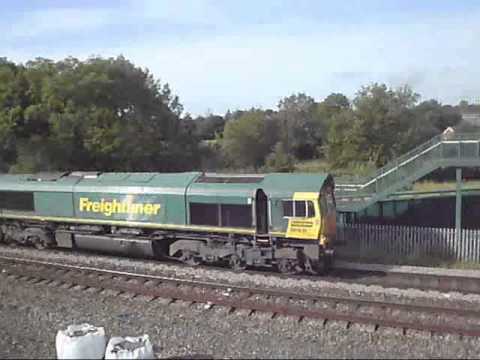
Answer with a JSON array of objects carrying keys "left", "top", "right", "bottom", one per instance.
[{"left": 455, "top": 168, "right": 462, "bottom": 244}]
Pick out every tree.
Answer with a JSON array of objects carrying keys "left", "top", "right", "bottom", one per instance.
[
  {"left": 313, "top": 93, "right": 351, "bottom": 157},
  {"left": 0, "top": 56, "right": 199, "bottom": 173},
  {"left": 277, "top": 93, "right": 317, "bottom": 160},
  {"left": 265, "top": 142, "right": 295, "bottom": 172},
  {"left": 0, "top": 60, "right": 35, "bottom": 169},
  {"left": 325, "top": 83, "right": 420, "bottom": 168},
  {"left": 351, "top": 83, "right": 419, "bottom": 166},
  {"left": 415, "top": 100, "right": 462, "bottom": 130},
  {"left": 221, "top": 109, "right": 279, "bottom": 169},
  {"left": 325, "top": 109, "right": 357, "bottom": 168},
  {"left": 194, "top": 114, "right": 225, "bottom": 140}
]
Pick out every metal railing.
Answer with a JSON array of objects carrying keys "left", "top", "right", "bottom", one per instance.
[{"left": 335, "top": 133, "right": 480, "bottom": 211}]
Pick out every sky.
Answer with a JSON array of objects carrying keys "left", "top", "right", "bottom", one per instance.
[{"left": 1, "top": 0, "right": 479, "bottom": 116}]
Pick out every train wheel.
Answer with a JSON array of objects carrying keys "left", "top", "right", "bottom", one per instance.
[
  {"left": 229, "top": 255, "right": 246, "bottom": 272},
  {"left": 3, "top": 224, "right": 19, "bottom": 246},
  {"left": 316, "top": 254, "right": 333, "bottom": 275},
  {"left": 179, "top": 250, "right": 201, "bottom": 266},
  {"left": 1, "top": 235, "right": 14, "bottom": 246},
  {"left": 277, "top": 259, "right": 298, "bottom": 275},
  {"left": 302, "top": 257, "right": 318, "bottom": 275},
  {"left": 28, "top": 231, "right": 52, "bottom": 250},
  {"left": 323, "top": 254, "right": 333, "bottom": 274},
  {"left": 32, "top": 236, "right": 47, "bottom": 250}
]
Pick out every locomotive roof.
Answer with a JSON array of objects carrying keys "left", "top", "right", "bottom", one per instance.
[
  {"left": 0, "top": 171, "right": 333, "bottom": 198},
  {"left": 187, "top": 172, "right": 333, "bottom": 199}
]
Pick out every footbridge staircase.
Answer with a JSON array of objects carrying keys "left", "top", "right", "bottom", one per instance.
[{"left": 335, "top": 133, "right": 480, "bottom": 213}]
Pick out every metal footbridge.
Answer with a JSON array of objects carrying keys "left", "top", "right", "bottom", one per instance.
[{"left": 335, "top": 133, "right": 480, "bottom": 212}]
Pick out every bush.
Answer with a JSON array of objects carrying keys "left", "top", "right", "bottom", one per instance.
[{"left": 265, "top": 142, "right": 295, "bottom": 172}]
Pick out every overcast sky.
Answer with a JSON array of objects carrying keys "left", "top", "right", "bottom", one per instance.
[{"left": 2, "top": 0, "right": 479, "bottom": 115}]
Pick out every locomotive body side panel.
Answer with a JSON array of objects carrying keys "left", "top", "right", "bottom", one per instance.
[
  {"left": 35, "top": 192, "right": 75, "bottom": 217},
  {"left": 70, "top": 172, "right": 201, "bottom": 226}
]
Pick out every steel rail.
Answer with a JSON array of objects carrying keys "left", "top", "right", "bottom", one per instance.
[
  {"left": 1, "top": 246, "right": 480, "bottom": 296},
  {"left": 2, "top": 255, "right": 480, "bottom": 337}
]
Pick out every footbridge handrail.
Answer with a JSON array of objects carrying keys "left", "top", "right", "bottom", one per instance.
[
  {"left": 335, "top": 132, "right": 480, "bottom": 212},
  {"left": 337, "top": 133, "right": 480, "bottom": 189}
]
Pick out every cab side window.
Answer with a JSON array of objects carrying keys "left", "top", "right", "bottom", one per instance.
[
  {"left": 295, "top": 201, "right": 306, "bottom": 217},
  {"left": 307, "top": 201, "right": 315, "bottom": 217},
  {"left": 282, "top": 200, "right": 294, "bottom": 217},
  {"left": 282, "top": 200, "right": 315, "bottom": 218}
]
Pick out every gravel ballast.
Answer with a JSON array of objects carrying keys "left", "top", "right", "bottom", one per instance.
[
  {"left": 2, "top": 245, "right": 480, "bottom": 311},
  {"left": 2, "top": 272, "right": 480, "bottom": 359}
]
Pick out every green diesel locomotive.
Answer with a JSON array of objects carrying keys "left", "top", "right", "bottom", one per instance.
[{"left": 0, "top": 171, "right": 336, "bottom": 274}]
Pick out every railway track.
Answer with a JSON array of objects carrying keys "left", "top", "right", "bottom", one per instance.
[
  {"left": 1, "top": 244, "right": 480, "bottom": 296},
  {"left": 1, "top": 254, "right": 480, "bottom": 338}
]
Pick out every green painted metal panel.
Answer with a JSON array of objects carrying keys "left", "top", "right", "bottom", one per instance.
[
  {"left": 187, "top": 195, "right": 251, "bottom": 205},
  {"left": 0, "top": 170, "right": 334, "bottom": 233},
  {"left": 0, "top": 174, "right": 80, "bottom": 192},
  {"left": 98, "top": 173, "right": 131, "bottom": 182},
  {"left": 364, "top": 203, "right": 380, "bottom": 217},
  {"left": 35, "top": 192, "right": 74, "bottom": 217},
  {"left": 262, "top": 173, "right": 332, "bottom": 197},
  {"left": 163, "top": 194, "right": 187, "bottom": 224},
  {"left": 382, "top": 202, "right": 396, "bottom": 219},
  {"left": 188, "top": 173, "right": 331, "bottom": 200},
  {"left": 188, "top": 182, "right": 257, "bottom": 199},
  {"left": 75, "top": 172, "right": 200, "bottom": 195},
  {"left": 269, "top": 197, "right": 288, "bottom": 232}
]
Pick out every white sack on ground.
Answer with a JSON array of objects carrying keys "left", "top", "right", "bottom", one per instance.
[
  {"left": 55, "top": 323, "right": 106, "bottom": 359},
  {"left": 105, "top": 334, "right": 155, "bottom": 359}
]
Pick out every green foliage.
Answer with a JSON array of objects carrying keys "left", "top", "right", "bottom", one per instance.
[
  {"left": 193, "top": 114, "right": 225, "bottom": 140},
  {"left": 0, "top": 56, "right": 199, "bottom": 173},
  {"left": 277, "top": 93, "right": 317, "bottom": 160},
  {"left": 411, "top": 100, "right": 463, "bottom": 143},
  {"left": 221, "top": 109, "right": 279, "bottom": 169},
  {"left": 265, "top": 142, "right": 295, "bottom": 172},
  {"left": 324, "top": 83, "right": 439, "bottom": 168},
  {"left": 0, "top": 56, "right": 468, "bottom": 176},
  {"left": 315, "top": 93, "right": 350, "bottom": 126},
  {"left": 325, "top": 109, "right": 357, "bottom": 168},
  {"left": 351, "top": 83, "right": 420, "bottom": 166}
]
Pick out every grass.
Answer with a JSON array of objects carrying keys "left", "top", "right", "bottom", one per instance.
[
  {"left": 294, "top": 159, "right": 330, "bottom": 173},
  {"left": 412, "top": 180, "right": 480, "bottom": 192},
  {"left": 294, "top": 158, "right": 376, "bottom": 178}
]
